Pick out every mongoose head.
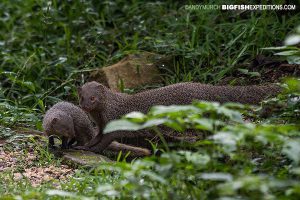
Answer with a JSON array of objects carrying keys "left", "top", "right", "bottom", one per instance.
[
  {"left": 45, "top": 111, "right": 76, "bottom": 139},
  {"left": 78, "top": 81, "right": 106, "bottom": 112}
]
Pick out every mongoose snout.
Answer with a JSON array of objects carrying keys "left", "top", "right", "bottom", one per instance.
[{"left": 78, "top": 81, "right": 105, "bottom": 112}]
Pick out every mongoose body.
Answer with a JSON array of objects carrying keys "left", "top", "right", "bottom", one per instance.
[
  {"left": 42, "top": 101, "right": 95, "bottom": 148},
  {"left": 77, "top": 81, "right": 281, "bottom": 153},
  {"left": 42, "top": 101, "right": 151, "bottom": 157}
]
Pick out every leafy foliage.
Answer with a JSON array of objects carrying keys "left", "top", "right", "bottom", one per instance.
[
  {"left": 2, "top": 79, "right": 298, "bottom": 199},
  {"left": 0, "top": 0, "right": 300, "bottom": 199},
  {"left": 263, "top": 25, "right": 300, "bottom": 64},
  {"left": 104, "top": 102, "right": 245, "bottom": 134},
  {"left": 0, "top": 0, "right": 299, "bottom": 113},
  {"left": 90, "top": 79, "right": 298, "bottom": 199},
  {"left": 259, "top": 78, "right": 300, "bottom": 123}
]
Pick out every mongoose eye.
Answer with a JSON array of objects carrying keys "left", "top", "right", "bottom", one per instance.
[{"left": 90, "top": 96, "right": 96, "bottom": 102}]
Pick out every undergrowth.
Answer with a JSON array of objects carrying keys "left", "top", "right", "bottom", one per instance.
[
  {"left": 0, "top": 0, "right": 299, "bottom": 199},
  {"left": 0, "top": 0, "right": 299, "bottom": 124},
  {"left": 1, "top": 78, "right": 299, "bottom": 199}
]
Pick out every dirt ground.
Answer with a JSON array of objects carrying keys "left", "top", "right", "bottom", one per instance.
[{"left": 0, "top": 148, "right": 74, "bottom": 187}]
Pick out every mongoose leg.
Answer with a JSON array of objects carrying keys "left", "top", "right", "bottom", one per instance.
[
  {"left": 89, "top": 130, "right": 155, "bottom": 153},
  {"left": 82, "top": 133, "right": 103, "bottom": 148},
  {"left": 88, "top": 129, "right": 199, "bottom": 153},
  {"left": 61, "top": 136, "right": 69, "bottom": 149},
  {"left": 74, "top": 133, "right": 103, "bottom": 150},
  {"left": 68, "top": 137, "right": 76, "bottom": 147},
  {"left": 48, "top": 136, "right": 55, "bottom": 148},
  {"left": 89, "top": 127, "right": 196, "bottom": 151}
]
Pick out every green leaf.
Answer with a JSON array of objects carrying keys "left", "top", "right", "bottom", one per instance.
[
  {"left": 212, "top": 131, "right": 239, "bottom": 153},
  {"left": 192, "top": 118, "right": 214, "bottom": 131},
  {"left": 282, "top": 139, "right": 300, "bottom": 164},
  {"left": 141, "top": 118, "right": 168, "bottom": 129},
  {"left": 179, "top": 151, "right": 210, "bottom": 166},
  {"left": 274, "top": 50, "right": 299, "bottom": 56},
  {"left": 287, "top": 56, "right": 300, "bottom": 64},
  {"left": 164, "top": 120, "right": 185, "bottom": 132},
  {"left": 199, "top": 173, "right": 233, "bottom": 181},
  {"left": 151, "top": 105, "right": 199, "bottom": 116},
  {"left": 140, "top": 170, "right": 167, "bottom": 184},
  {"left": 103, "top": 119, "right": 143, "bottom": 134},
  {"left": 104, "top": 118, "right": 168, "bottom": 134},
  {"left": 217, "top": 107, "right": 243, "bottom": 122},
  {"left": 46, "top": 190, "right": 76, "bottom": 198},
  {"left": 194, "top": 101, "right": 220, "bottom": 111},
  {"left": 284, "top": 34, "right": 300, "bottom": 46},
  {"left": 125, "top": 111, "right": 146, "bottom": 123},
  {"left": 37, "top": 99, "right": 45, "bottom": 112},
  {"left": 238, "top": 68, "right": 249, "bottom": 74},
  {"left": 285, "top": 78, "right": 300, "bottom": 93},
  {"left": 262, "top": 46, "right": 298, "bottom": 50},
  {"left": 96, "top": 184, "right": 120, "bottom": 197},
  {"left": 218, "top": 176, "right": 266, "bottom": 195},
  {"left": 21, "top": 81, "right": 35, "bottom": 92}
]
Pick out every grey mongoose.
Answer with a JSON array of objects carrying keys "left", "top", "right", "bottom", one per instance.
[
  {"left": 77, "top": 81, "right": 281, "bottom": 153},
  {"left": 42, "top": 101, "right": 93, "bottom": 148},
  {"left": 42, "top": 101, "right": 151, "bottom": 156}
]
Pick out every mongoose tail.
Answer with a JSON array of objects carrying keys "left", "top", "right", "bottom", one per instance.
[
  {"left": 107, "top": 141, "right": 151, "bottom": 157},
  {"left": 86, "top": 129, "right": 200, "bottom": 153}
]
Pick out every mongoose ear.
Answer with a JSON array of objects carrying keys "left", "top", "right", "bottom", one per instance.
[
  {"left": 51, "top": 117, "right": 58, "bottom": 124},
  {"left": 96, "top": 83, "right": 104, "bottom": 90}
]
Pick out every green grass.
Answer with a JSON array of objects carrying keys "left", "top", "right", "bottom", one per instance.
[
  {"left": 0, "top": 0, "right": 299, "bottom": 114},
  {"left": 0, "top": 0, "right": 299, "bottom": 199}
]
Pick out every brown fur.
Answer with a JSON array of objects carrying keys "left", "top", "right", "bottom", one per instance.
[
  {"left": 43, "top": 101, "right": 94, "bottom": 147},
  {"left": 77, "top": 81, "right": 281, "bottom": 153},
  {"left": 43, "top": 101, "right": 151, "bottom": 156}
]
